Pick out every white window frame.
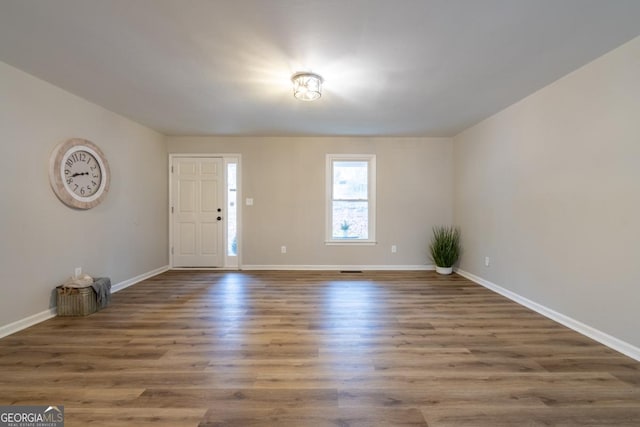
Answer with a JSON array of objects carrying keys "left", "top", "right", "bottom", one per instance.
[{"left": 325, "top": 154, "right": 376, "bottom": 245}]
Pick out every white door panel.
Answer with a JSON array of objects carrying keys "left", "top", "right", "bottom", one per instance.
[{"left": 172, "top": 157, "right": 223, "bottom": 267}]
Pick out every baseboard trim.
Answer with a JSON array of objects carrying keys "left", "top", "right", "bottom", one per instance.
[
  {"left": 171, "top": 267, "right": 240, "bottom": 271},
  {"left": 456, "top": 268, "right": 640, "bottom": 362},
  {"left": 111, "top": 265, "right": 170, "bottom": 293},
  {"left": 241, "top": 264, "right": 434, "bottom": 271},
  {"left": 0, "top": 265, "right": 170, "bottom": 339},
  {"left": 0, "top": 307, "right": 58, "bottom": 339}
]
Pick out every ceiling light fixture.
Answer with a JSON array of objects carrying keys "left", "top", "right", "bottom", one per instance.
[{"left": 291, "top": 72, "right": 323, "bottom": 101}]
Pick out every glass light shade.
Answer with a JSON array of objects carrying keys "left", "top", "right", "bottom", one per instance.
[{"left": 291, "top": 72, "right": 323, "bottom": 101}]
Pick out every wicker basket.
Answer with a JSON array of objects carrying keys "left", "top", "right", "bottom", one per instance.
[{"left": 57, "top": 286, "right": 98, "bottom": 316}]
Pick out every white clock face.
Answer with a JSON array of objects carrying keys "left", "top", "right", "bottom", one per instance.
[{"left": 62, "top": 149, "right": 103, "bottom": 199}]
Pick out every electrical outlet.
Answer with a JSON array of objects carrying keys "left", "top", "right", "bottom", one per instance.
[
  {"left": 281, "top": 246, "right": 287, "bottom": 254},
  {"left": 391, "top": 245, "right": 397, "bottom": 253},
  {"left": 74, "top": 267, "right": 82, "bottom": 278},
  {"left": 484, "top": 257, "right": 490, "bottom": 267}
]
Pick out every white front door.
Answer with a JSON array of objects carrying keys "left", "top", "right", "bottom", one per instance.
[{"left": 171, "top": 157, "right": 224, "bottom": 267}]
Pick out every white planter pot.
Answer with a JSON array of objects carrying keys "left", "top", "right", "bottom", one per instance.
[{"left": 435, "top": 266, "right": 453, "bottom": 275}]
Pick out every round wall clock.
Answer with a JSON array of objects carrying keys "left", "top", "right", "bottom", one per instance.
[{"left": 49, "top": 138, "right": 110, "bottom": 209}]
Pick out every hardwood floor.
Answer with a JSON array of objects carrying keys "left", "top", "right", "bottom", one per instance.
[{"left": 1, "top": 270, "right": 639, "bottom": 426}]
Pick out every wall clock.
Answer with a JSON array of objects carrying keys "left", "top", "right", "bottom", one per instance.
[{"left": 49, "top": 138, "right": 110, "bottom": 209}]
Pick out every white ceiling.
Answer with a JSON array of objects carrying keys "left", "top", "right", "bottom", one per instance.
[{"left": 1, "top": 0, "right": 639, "bottom": 137}]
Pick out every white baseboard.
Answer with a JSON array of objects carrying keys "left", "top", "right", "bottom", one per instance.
[
  {"left": 171, "top": 267, "right": 240, "bottom": 271},
  {"left": 456, "top": 268, "right": 640, "bottom": 362},
  {"left": 111, "top": 265, "right": 170, "bottom": 293},
  {"left": 0, "top": 265, "right": 170, "bottom": 339},
  {"left": 0, "top": 307, "right": 58, "bottom": 339},
  {"left": 241, "top": 264, "right": 434, "bottom": 271}
]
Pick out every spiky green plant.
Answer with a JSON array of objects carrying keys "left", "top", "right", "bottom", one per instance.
[{"left": 429, "top": 226, "right": 461, "bottom": 268}]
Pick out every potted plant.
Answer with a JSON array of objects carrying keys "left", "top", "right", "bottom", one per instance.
[
  {"left": 340, "top": 220, "right": 350, "bottom": 237},
  {"left": 429, "top": 226, "right": 461, "bottom": 275}
]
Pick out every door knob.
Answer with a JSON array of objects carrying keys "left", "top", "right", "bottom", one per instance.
[
  {"left": 217, "top": 208, "right": 222, "bottom": 212},
  {"left": 217, "top": 216, "right": 222, "bottom": 221}
]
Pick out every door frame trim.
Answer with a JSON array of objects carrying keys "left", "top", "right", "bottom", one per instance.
[{"left": 168, "top": 153, "right": 242, "bottom": 269}]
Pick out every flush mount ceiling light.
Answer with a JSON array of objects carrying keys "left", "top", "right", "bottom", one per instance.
[{"left": 291, "top": 72, "right": 323, "bottom": 101}]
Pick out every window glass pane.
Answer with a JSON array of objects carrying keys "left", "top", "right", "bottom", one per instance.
[
  {"left": 332, "top": 201, "right": 369, "bottom": 239},
  {"left": 227, "top": 163, "right": 237, "bottom": 256},
  {"left": 333, "top": 161, "right": 368, "bottom": 200}
]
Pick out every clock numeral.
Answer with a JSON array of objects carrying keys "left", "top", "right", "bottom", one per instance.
[
  {"left": 91, "top": 180, "right": 98, "bottom": 187},
  {"left": 79, "top": 185, "right": 92, "bottom": 196},
  {"left": 74, "top": 184, "right": 78, "bottom": 191},
  {"left": 90, "top": 165, "right": 96, "bottom": 171},
  {"left": 64, "top": 169, "right": 70, "bottom": 175},
  {"left": 65, "top": 158, "right": 73, "bottom": 168},
  {"left": 66, "top": 178, "right": 73, "bottom": 185},
  {"left": 93, "top": 174, "right": 99, "bottom": 178}
]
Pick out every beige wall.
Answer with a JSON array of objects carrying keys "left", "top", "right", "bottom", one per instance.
[
  {"left": 453, "top": 37, "right": 640, "bottom": 347},
  {"left": 167, "top": 136, "right": 453, "bottom": 267},
  {"left": 0, "top": 61, "right": 168, "bottom": 328}
]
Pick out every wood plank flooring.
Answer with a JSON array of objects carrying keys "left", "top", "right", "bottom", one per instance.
[{"left": 1, "top": 270, "right": 639, "bottom": 426}]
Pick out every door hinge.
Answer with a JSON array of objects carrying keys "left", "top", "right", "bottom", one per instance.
[
  {"left": 171, "top": 165, "right": 174, "bottom": 173},
  {"left": 171, "top": 206, "right": 174, "bottom": 214},
  {"left": 171, "top": 247, "right": 174, "bottom": 255}
]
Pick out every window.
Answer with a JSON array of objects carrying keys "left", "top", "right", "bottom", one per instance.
[
  {"left": 326, "top": 154, "right": 376, "bottom": 244},
  {"left": 226, "top": 162, "right": 237, "bottom": 256},
  {"left": 224, "top": 157, "right": 239, "bottom": 268}
]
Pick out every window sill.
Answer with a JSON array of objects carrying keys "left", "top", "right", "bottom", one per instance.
[{"left": 325, "top": 240, "right": 377, "bottom": 246}]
